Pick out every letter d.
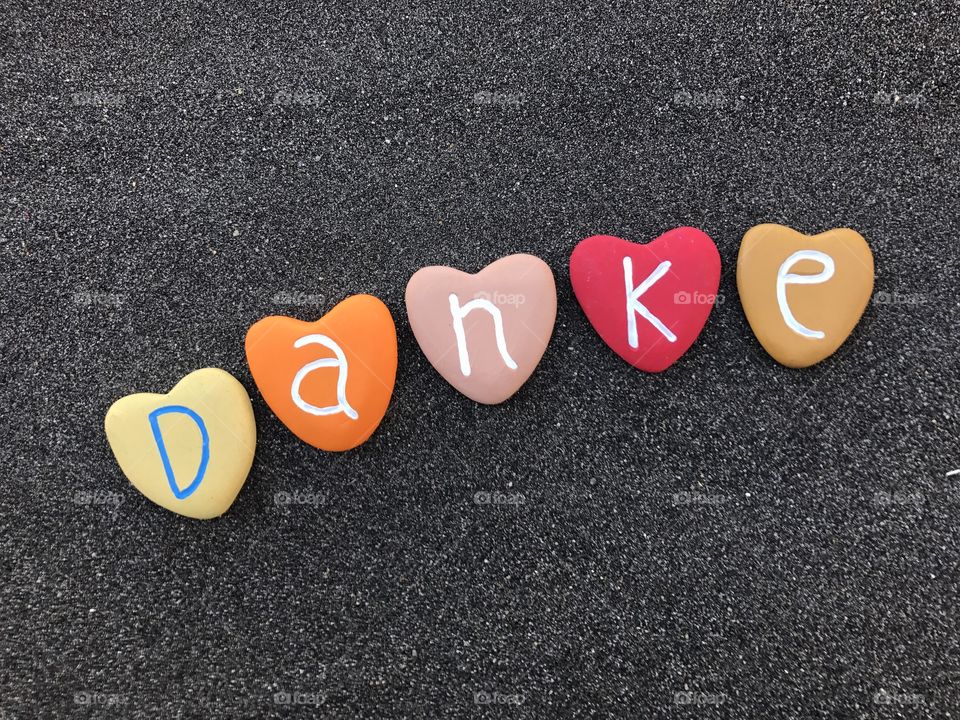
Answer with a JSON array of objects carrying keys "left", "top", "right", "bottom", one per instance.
[{"left": 148, "top": 405, "right": 210, "bottom": 499}]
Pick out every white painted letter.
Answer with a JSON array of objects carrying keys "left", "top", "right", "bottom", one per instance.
[
  {"left": 623, "top": 257, "right": 676, "bottom": 347},
  {"left": 448, "top": 294, "right": 518, "bottom": 377},
  {"left": 290, "top": 334, "right": 358, "bottom": 420},
  {"left": 776, "top": 250, "right": 835, "bottom": 339}
]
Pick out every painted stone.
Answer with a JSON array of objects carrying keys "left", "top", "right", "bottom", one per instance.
[
  {"left": 405, "top": 254, "right": 557, "bottom": 404},
  {"left": 737, "top": 223, "right": 874, "bottom": 368},
  {"left": 104, "top": 368, "right": 256, "bottom": 519},
  {"left": 245, "top": 294, "right": 397, "bottom": 451},
  {"left": 569, "top": 228, "right": 721, "bottom": 372}
]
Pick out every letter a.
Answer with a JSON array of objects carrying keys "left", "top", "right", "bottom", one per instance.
[
  {"left": 776, "top": 250, "right": 835, "bottom": 339},
  {"left": 448, "top": 294, "right": 518, "bottom": 377},
  {"left": 623, "top": 257, "right": 676, "bottom": 347},
  {"left": 290, "top": 334, "right": 359, "bottom": 420}
]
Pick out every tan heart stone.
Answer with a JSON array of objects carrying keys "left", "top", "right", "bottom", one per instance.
[
  {"left": 105, "top": 368, "right": 256, "bottom": 519},
  {"left": 405, "top": 254, "right": 556, "bottom": 404},
  {"left": 737, "top": 224, "right": 875, "bottom": 368}
]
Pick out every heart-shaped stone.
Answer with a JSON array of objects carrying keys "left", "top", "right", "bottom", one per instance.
[
  {"left": 245, "top": 294, "right": 397, "bottom": 451},
  {"left": 405, "top": 254, "right": 556, "bottom": 404},
  {"left": 104, "top": 368, "right": 257, "bottom": 519},
  {"left": 737, "top": 223, "right": 874, "bottom": 368},
  {"left": 569, "top": 228, "right": 721, "bottom": 372}
]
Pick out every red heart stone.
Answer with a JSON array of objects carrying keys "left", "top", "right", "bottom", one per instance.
[{"left": 569, "top": 228, "right": 721, "bottom": 372}]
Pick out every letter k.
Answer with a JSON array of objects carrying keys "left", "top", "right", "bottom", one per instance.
[{"left": 623, "top": 257, "right": 677, "bottom": 348}]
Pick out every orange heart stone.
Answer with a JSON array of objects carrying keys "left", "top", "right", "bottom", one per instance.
[
  {"left": 737, "top": 224, "right": 875, "bottom": 368},
  {"left": 245, "top": 294, "right": 397, "bottom": 451}
]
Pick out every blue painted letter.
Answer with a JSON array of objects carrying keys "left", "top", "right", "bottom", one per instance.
[{"left": 148, "top": 405, "right": 210, "bottom": 499}]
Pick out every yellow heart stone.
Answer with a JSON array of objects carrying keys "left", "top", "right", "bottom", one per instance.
[
  {"left": 105, "top": 368, "right": 257, "bottom": 519},
  {"left": 737, "top": 224, "right": 875, "bottom": 368}
]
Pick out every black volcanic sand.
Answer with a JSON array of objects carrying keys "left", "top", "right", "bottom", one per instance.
[{"left": 2, "top": 2, "right": 959, "bottom": 718}]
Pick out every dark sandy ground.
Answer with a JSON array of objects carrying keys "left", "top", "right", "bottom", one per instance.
[{"left": 2, "top": 2, "right": 959, "bottom": 717}]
